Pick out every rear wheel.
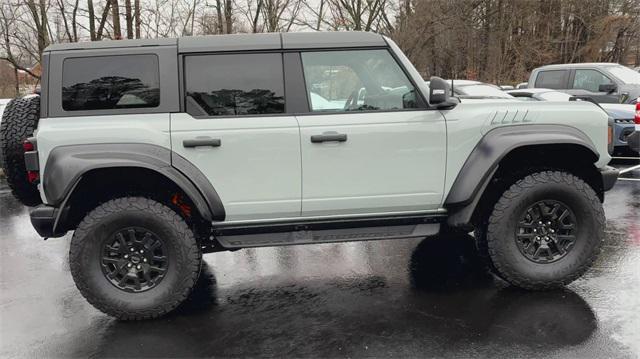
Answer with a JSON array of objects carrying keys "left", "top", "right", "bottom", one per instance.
[
  {"left": 69, "top": 197, "right": 202, "bottom": 320},
  {"left": 482, "top": 171, "right": 604, "bottom": 290},
  {"left": 0, "top": 96, "right": 42, "bottom": 206}
]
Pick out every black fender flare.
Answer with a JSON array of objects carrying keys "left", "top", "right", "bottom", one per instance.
[
  {"left": 445, "top": 124, "right": 599, "bottom": 228},
  {"left": 43, "top": 143, "right": 225, "bottom": 223}
]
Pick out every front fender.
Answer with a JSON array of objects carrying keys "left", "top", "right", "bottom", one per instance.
[{"left": 444, "top": 125, "right": 599, "bottom": 227}]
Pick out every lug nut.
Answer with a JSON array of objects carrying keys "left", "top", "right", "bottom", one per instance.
[
  {"left": 127, "top": 263, "right": 132, "bottom": 268},
  {"left": 130, "top": 248, "right": 135, "bottom": 252},
  {"left": 139, "top": 249, "right": 144, "bottom": 254},
  {"left": 136, "top": 265, "right": 141, "bottom": 270}
]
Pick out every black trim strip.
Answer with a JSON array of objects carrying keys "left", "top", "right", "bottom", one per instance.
[{"left": 213, "top": 213, "right": 446, "bottom": 236}]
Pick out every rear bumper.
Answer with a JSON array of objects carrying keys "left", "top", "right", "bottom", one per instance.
[
  {"left": 600, "top": 165, "right": 619, "bottom": 192},
  {"left": 30, "top": 205, "right": 66, "bottom": 238}
]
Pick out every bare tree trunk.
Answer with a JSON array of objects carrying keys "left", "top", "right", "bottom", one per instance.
[
  {"left": 96, "top": 1, "right": 111, "bottom": 40},
  {"left": 56, "top": 0, "right": 73, "bottom": 41},
  {"left": 124, "top": 0, "right": 133, "bottom": 38},
  {"left": 190, "top": 0, "right": 197, "bottom": 35},
  {"left": 88, "top": 0, "right": 96, "bottom": 40},
  {"left": 252, "top": 0, "right": 262, "bottom": 32},
  {"left": 13, "top": 66, "right": 19, "bottom": 97},
  {"left": 315, "top": 0, "right": 324, "bottom": 30},
  {"left": 71, "top": 0, "right": 79, "bottom": 41},
  {"left": 134, "top": 0, "right": 140, "bottom": 38},
  {"left": 224, "top": 0, "right": 232, "bottom": 33},
  {"left": 24, "top": 0, "right": 50, "bottom": 60},
  {"left": 215, "top": 0, "right": 224, "bottom": 33},
  {"left": 111, "top": 0, "right": 122, "bottom": 39}
]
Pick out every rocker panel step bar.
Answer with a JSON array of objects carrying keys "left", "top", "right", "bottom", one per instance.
[{"left": 214, "top": 214, "right": 445, "bottom": 249}]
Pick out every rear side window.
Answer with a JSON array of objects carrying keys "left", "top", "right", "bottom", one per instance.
[
  {"left": 62, "top": 54, "right": 160, "bottom": 111},
  {"left": 534, "top": 70, "right": 569, "bottom": 89},
  {"left": 184, "top": 53, "right": 285, "bottom": 117}
]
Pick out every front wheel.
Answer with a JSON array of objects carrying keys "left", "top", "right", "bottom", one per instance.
[
  {"left": 482, "top": 171, "right": 604, "bottom": 290},
  {"left": 69, "top": 197, "right": 202, "bottom": 320}
]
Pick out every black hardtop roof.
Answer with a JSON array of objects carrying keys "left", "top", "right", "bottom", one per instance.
[{"left": 44, "top": 32, "right": 387, "bottom": 53}]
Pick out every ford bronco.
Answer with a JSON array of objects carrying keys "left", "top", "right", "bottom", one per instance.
[{"left": 0, "top": 32, "right": 619, "bottom": 320}]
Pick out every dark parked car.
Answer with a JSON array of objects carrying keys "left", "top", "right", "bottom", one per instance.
[
  {"left": 508, "top": 88, "right": 638, "bottom": 155},
  {"left": 528, "top": 63, "right": 640, "bottom": 104}
]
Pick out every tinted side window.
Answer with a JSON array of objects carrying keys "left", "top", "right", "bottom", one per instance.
[
  {"left": 534, "top": 70, "right": 569, "bottom": 89},
  {"left": 300, "top": 50, "right": 418, "bottom": 112},
  {"left": 62, "top": 55, "right": 160, "bottom": 111},
  {"left": 573, "top": 69, "right": 613, "bottom": 92},
  {"left": 185, "top": 53, "right": 285, "bottom": 117}
]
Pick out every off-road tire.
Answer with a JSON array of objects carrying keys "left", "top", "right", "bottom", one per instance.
[
  {"left": 0, "top": 96, "right": 42, "bottom": 206},
  {"left": 69, "top": 197, "right": 202, "bottom": 320},
  {"left": 483, "top": 171, "right": 604, "bottom": 290}
]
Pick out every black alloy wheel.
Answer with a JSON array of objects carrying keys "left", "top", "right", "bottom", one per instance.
[
  {"left": 101, "top": 227, "right": 169, "bottom": 292},
  {"left": 515, "top": 200, "right": 577, "bottom": 264}
]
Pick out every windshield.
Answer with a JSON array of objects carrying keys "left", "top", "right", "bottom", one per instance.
[
  {"left": 537, "top": 91, "right": 572, "bottom": 101},
  {"left": 455, "top": 84, "right": 514, "bottom": 99},
  {"left": 606, "top": 65, "right": 640, "bottom": 84}
]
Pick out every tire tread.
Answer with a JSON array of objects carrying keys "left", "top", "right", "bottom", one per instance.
[
  {"left": 69, "top": 197, "right": 201, "bottom": 320},
  {"left": 484, "top": 171, "right": 604, "bottom": 290}
]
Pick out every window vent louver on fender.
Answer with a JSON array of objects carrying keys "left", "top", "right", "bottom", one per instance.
[{"left": 489, "top": 109, "right": 537, "bottom": 125}]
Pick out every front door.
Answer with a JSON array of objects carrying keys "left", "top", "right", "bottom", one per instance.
[
  {"left": 171, "top": 52, "right": 301, "bottom": 221},
  {"left": 567, "top": 69, "right": 619, "bottom": 103},
  {"left": 296, "top": 49, "right": 447, "bottom": 217}
]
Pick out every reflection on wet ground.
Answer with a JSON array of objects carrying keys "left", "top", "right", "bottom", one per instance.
[{"left": 1, "top": 161, "right": 639, "bottom": 358}]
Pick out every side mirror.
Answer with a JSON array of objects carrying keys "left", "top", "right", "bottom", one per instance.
[
  {"left": 429, "top": 76, "right": 457, "bottom": 109},
  {"left": 429, "top": 76, "right": 449, "bottom": 104},
  {"left": 598, "top": 83, "right": 617, "bottom": 93}
]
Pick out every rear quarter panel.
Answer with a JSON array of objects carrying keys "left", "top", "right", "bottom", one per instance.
[{"left": 35, "top": 114, "right": 171, "bottom": 204}]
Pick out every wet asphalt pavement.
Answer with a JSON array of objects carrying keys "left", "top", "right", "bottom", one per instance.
[{"left": 1, "top": 160, "right": 639, "bottom": 358}]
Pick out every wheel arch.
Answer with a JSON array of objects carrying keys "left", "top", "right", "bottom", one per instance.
[
  {"left": 43, "top": 144, "right": 225, "bottom": 234},
  {"left": 445, "top": 125, "right": 602, "bottom": 229}
]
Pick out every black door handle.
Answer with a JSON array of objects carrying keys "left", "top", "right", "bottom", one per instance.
[
  {"left": 310, "top": 133, "right": 347, "bottom": 143},
  {"left": 183, "top": 138, "right": 221, "bottom": 148}
]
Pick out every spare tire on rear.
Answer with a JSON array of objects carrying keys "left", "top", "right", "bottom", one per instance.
[{"left": 0, "top": 96, "right": 42, "bottom": 206}]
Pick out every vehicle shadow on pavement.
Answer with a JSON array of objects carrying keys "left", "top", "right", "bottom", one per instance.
[
  {"left": 88, "top": 233, "right": 597, "bottom": 357},
  {"left": 408, "top": 234, "right": 597, "bottom": 347}
]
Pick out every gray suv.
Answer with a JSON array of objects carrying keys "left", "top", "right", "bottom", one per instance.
[
  {"left": 0, "top": 32, "right": 619, "bottom": 320},
  {"left": 528, "top": 63, "right": 640, "bottom": 104}
]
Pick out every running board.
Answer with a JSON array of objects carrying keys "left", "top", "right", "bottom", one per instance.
[{"left": 214, "top": 214, "right": 444, "bottom": 249}]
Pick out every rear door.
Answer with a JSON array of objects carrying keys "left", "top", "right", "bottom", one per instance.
[
  {"left": 171, "top": 52, "right": 302, "bottom": 221},
  {"left": 295, "top": 49, "right": 447, "bottom": 217},
  {"left": 533, "top": 69, "right": 570, "bottom": 90}
]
